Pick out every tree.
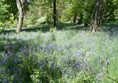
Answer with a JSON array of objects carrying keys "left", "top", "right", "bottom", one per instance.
[
  {"left": 0, "top": 0, "right": 30, "bottom": 33},
  {"left": 53, "top": 0, "right": 57, "bottom": 27},
  {"left": 16, "top": 0, "right": 30, "bottom": 33},
  {"left": 90, "top": 0, "right": 104, "bottom": 32}
]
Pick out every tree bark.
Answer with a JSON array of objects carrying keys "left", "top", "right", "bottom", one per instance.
[
  {"left": 93, "top": 0, "right": 99, "bottom": 32},
  {"left": 99, "top": 0, "right": 104, "bottom": 26},
  {"left": 53, "top": 0, "right": 57, "bottom": 27},
  {"left": 91, "top": 0, "right": 104, "bottom": 32},
  {"left": 16, "top": 0, "right": 24, "bottom": 33}
]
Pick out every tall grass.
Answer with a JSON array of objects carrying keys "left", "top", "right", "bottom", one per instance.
[{"left": 0, "top": 30, "right": 118, "bottom": 83}]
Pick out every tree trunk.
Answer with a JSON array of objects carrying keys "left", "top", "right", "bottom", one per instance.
[
  {"left": 16, "top": 0, "right": 24, "bottom": 33},
  {"left": 53, "top": 0, "right": 57, "bottom": 27},
  {"left": 91, "top": 0, "right": 104, "bottom": 32},
  {"left": 93, "top": 0, "right": 100, "bottom": 32},
  {"left": 99, "top": 0, "right": 104, "bottom": 26}
]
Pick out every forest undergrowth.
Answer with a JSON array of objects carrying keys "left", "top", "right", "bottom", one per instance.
[{"left": 0, "top": 29, "right": 118, "bottom": 83}]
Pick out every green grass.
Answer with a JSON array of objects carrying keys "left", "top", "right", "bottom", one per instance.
[{"left": 0, "top": 29, "right": 118, "bottom": 83}]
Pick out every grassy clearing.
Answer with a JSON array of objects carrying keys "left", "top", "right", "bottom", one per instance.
[{"left": 0, "top": 29, "right": 118, "bottom": 83}]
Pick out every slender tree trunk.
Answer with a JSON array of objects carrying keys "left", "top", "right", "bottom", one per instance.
[
  {"left": 99, "top": 0, "right": 104, "bottom": 26},
  {"left": 16, "top": 0, "right": 24, "bottom": 33},
  {"left": 92, "top": 0, "right": 100, "bottom": 32},
  {"left": 91, "top": 0, "right": 104, "bottom": 32},
  {"left": 53, "top": 0, "right": 57, "bottom": 27},
  {"left": 91, "top": 0, "right": 105, "bottom": 32}
]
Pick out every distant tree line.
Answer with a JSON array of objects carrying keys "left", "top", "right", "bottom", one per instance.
[{"left": 0, "top": 0, "right": 118, "bottom": 33}]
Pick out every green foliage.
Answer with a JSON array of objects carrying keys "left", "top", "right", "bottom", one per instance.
[
  {"left": 0, "top": 0, "right": 17, "bottom": 22},
  {"left": 0, "top": 0, "right": 9, "bottom": 24},
  {"left": 0, "top": 0, "right": 118, "bottom": 28},
  {"left": 59, "top": 0, "right": 95, "bottom": 24}
]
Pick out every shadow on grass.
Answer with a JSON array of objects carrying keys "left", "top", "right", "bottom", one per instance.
[
  {"left": 0, "top": 23, "right": 86, "bottom": 34},
  {"left": 0, "top": 23, "right": 118, "bottom": 35},
  {"left": 0, "top": 37, "right": 25, "bottom": 54},
  {"left": 103, "top": 24, "right": 118, "bottom": 31},
  {"left": 0, "top": 22, "right": 84, "bottom": 53},
  {"left": 102, "top": 24, "right": 118, "bottom": 36}
]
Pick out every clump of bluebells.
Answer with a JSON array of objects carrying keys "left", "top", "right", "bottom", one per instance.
[
  {"left": 0, "top": 30, "right": 118, "bottom": 83},
  {"left": 0, "top": 42, "right": 62, "bottom": 83}
]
